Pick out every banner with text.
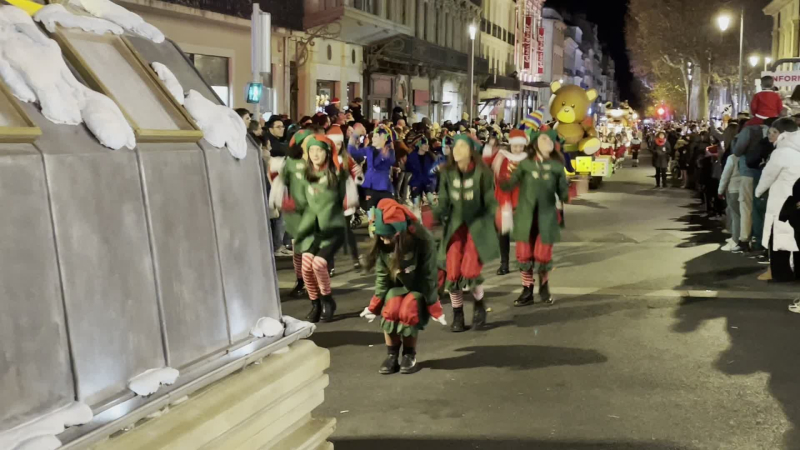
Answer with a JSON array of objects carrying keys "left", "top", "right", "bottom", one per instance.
[
  {"left": 537, "top": 27, "right": 545, "bottom": 75},
  {"left": 762, "top": 71, "right": 800, "bottom": 88}
]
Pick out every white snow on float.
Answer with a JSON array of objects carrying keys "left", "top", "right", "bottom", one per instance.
[
  {"left": 150, "top": 62, "right": 183, "bottom": 105},
  {"left": 282, "top": 315, "right": 316, "bottom": 337},
  {"left": 184, "top": 89, "right": 247, "bottom": 160},
  {"left": 128, "top": 367, "right": 179, "bottom": 397},
  {"left": 68, "top": 0, "right": 164, "bottom": 43},
  {"left": 34, "top": 3, "right": 123, "bottom": 36},
  {"left": 250, "top": 316, "right": 284, "bottom": 339},
  {"left": 0, "top": 6, "right": 135, "bottom": 150},
  {"left": 0, "top": 402, "right": 93, "bottom": 450}
]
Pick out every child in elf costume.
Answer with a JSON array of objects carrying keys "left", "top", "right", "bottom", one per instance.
[
  {"left": 501, "top": 128, "right": 569, "bottom": 307},
  {"left": 483, "top": 129, "right": 530, "bottom": 276},
  {"left": 269, "top": 128, "right": 319, "bottom": 298},
  {"left": 359, "top": 199, "right": 447, "bottom": 374},
  {"left": 434, "top": 134, "right": 499, "bottom": 332},
  {"left": 272, "top": 135, "right": 357, "bottom": 322}
]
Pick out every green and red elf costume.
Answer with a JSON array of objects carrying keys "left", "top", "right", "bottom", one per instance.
[
  {"left": 500, "top": 128, "right": 570, "bottom": 307},
  {"left": 269, "top": 128, "right": 319, "bottom": 298},
  {"left": 271, "top": 135, "right": 358, "bottom": 322},
  {"left": 360, "top": 199, "right": 446, "bottom": 374},
  {"left": 433, "top": 134, "right": 499, "bottom": 332}
]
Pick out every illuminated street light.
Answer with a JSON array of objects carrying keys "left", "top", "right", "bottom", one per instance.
[
  {"left": 717, "top": 14, "right": 730, "bottom": 32},
  {"left": 468, "top": 24, "right": 477, "bottom": 40},
  {"left": 468, "top": 24, "right": 477, "bottom": 122},
  {"left": 657, "top": 107, "right": 666, "bottom": 116},
  {"left": 749, "top": 55, "right": 760, "bottom": 67},
  {"left": 765, "top": 56, "right": 773, "bottom": 71}
]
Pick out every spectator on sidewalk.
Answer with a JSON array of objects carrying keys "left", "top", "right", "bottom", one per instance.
[
  {"left": 749, "top": 76, "right": 783, "bottom": 125},
  {"left": 719, "top": 150, "right": 743, "bottom": 252},
  {"left": 264, "top": 115, "right": 287, "bottom": 158},
  {"left": 651, "top": 131, "right": 671, "bottom": 188},
  {"left": 732, "top": 118, "right": 771, "bottom": 252},
  {"left": 755, "top": 119, "right": 800, "bottom": 282}
]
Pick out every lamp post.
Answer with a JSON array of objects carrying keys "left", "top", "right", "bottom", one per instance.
[
  {"left": 468, "top": 24, "right": 477, "bottom": 123},
  {"left": 717, "top": 6, "right": 744, "bottom": 114}
]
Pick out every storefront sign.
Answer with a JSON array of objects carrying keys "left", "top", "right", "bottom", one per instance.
[
  {"left": 762, "top": 71, "right": 800, "bottom": 87},
  {"left": 523, "top": 16, "right": 533, "bottom": 70},
  {"left": 537, "top": 27, "right": 545, "bottom": 75}
]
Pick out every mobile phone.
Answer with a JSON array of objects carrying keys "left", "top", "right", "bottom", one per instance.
[{"left": 359, "top": 135, "right": 366, "bottom": 144}]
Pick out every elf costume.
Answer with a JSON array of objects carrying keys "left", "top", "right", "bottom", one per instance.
[
  {"left": 273, "top": 136, "right": 357, "bottom": 322},
  {"left": 360, "top": 199, "right": 446, "bottom": 374},
  {"left": 269, "top": 129, "right": 319, "bottom": 298},
  {"left": 501, "top": 128, "right": 570, "bottom": 307},
  {"left": 434, "top": 134, "right": 499, "bottom": 332},
  {"left": 483, "top": 129, "right": 529, "bottom": 275}
]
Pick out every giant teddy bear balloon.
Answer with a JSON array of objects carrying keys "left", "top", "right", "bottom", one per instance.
[{"left": 549, "top": 81, "right": 601, "bottom": 155}]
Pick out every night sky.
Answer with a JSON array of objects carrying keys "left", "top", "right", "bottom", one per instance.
[{"left": 546, "top": 0, "right": 639, "bottom": 109}]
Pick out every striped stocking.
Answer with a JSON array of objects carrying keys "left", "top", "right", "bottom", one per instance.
[
  {"left": 312, "top": 256, "right": 332, "bottom": 296},
  {"left": 293, "top": 252, "right": 303, "bottom": 280},
  {"left": 520, "top": 269, "right": 534, "bottom": 287},
  {"left": 301, "top": 253, "right": 319, "bottom": 300},
  {"left": 450, "top": 290, "right": 464, "bottom": 308}
]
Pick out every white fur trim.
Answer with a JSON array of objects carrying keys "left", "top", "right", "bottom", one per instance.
[
  {"left": 482, "top": 143, "right": 494, "bottom": 158},
  {"left": 344, "top": 177, "right": 359, "bottom": 210},
  {"left": 508, "top": 136, "right": 528, "bottom": 146},
  {"left": 268, "top": 156, "right": 286, "bottom": 175},
  {"left": 268, "top": 174, "right": 286, "bottom": 215}
]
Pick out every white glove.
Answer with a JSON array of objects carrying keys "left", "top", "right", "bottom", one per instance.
[
  {"left": 360, "top": 307, "right": 377, "bottom": 323},
  {"left": 432, "top": 315, "right": 447, "bottom": 326}
]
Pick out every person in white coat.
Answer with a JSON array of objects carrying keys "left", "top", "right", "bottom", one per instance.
[{"left": 755, "top": 118, "right": 800, "bottom": 282}]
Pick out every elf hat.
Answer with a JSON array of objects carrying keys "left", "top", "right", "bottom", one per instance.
[
  {"left": 508, "top": 129, "right": 529, "bottom": 146},
  {"left": 326, "top": 126, "right": 344, "bottom": 147},
  {"left": 453, "top": 133, "right": 481, "bottom": 154},
  {"left": 528, "top": 127, "right": 561, "bottom": 152},
  {"left": 372, "top": 198, "right": 418, "bottom": 237},
  {"left": 415, "top": 137, "right": 429, "bottom": 150}
]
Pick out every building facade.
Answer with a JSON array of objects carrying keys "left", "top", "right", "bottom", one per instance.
[
  {"left": 764, "top": 0, "right": 800, "bottom": 63},
  {"left": 478, "top": 0, "right": 520, "bottom": 124}
]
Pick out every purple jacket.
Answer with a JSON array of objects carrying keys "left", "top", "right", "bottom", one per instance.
[{"left": 349, "top": 144, "right": 396, "bottom": 192}]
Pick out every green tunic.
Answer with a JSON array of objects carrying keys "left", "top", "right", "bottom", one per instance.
[
  {"left": 280, "top": 158, "right": 310, "bottom": 238},
  {"left": 433, "top": 162, "right": 500, "bottom": 283},
  {"left": 501, "top": 158, "right": 569, "bottom": 245},
  {"left": 286, "top": 166, "right": 347, "bottom": 254},
  {"left": 374, "top": 225, "right": 439, "bottom": 337}
]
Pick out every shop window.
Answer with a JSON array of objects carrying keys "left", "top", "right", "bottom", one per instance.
[
  {"left": 316, "top": 80, "right": 336, "bottom": 112},
  {"left": 188, "top": 53, "right": 231, "bottom": 106}
]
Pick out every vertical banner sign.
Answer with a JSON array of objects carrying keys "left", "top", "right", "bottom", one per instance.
[
  {"left": 522, "top": 0, "right": 534, "bottom": 70},
  {"left": 537, "top": 26, "right": 545, "bottom": 75}
]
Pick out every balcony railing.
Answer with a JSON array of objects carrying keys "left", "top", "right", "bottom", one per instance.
[{"left": 164, "top": 0, "right": 251, "bottom": 18}]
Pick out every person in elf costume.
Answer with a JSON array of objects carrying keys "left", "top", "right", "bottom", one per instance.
[
  {"left": 272, "top": 135, "right": 357, "bottom": 322},
  {"left": 327, "top": 126, "right": 364, "bottom": 272},
  {"left": 269, "top": 128, "right": 319, "bottom": 298},
  {"left": 501, "top": 127, "right": 569, "bottom": 307},
  {"left": 359, "top": 199, "right": 447, "bottom": 374},
  {"left": 434, "top": 134, "right": 499, "bottom": 332},
  {"left": 483, "top": 129, "right": 530, "bottom": 276}
]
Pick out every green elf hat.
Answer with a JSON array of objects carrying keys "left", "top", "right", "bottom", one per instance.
[
  {"left": 527, "top": 126, "right": 562, "bottom": 153},
  {"left": 414, "top": 137, "right": 429, "bottom": 150},
  {"left": 306, "top": 136, "right": 332, "bottom": 153},
  {"left": 452, "top": 133, "right": 481, "bottom": 154},
  {"left": 371, "top": 198, "right": 418, "bottom": 237}
]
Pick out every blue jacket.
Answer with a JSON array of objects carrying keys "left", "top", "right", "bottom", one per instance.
[
  {"left": 406, "top": 150, "right": 436, "bottom": 190},
  {"left": 350, "top": 144, "right": 396, "bottom": 192}
]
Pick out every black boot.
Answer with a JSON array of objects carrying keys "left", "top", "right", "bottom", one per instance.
[
  {"left": 320, "top": 294, "right": 337, "bottom": 322},
  {"left": 514, "top": 285, "right": 535, "bottom": 307},
  {"left": 496, "top": 265, "right": 510, "bottom": 276},
  {"left": 540, "top": 280, "right": 554, "bottom": 305},
  {"left": 472, "top": 300, "right": 487, "bottom": 329},
  {"left": 451, "top": 307, "right": 466, "bottom": 332},
  {"left": 289, "top": 278, "right": 306, "bottom": 298},
  {"left": 400, "top": 349, "right": 418, "bottom": 374},
  {"left": 379, "top": 346, "right": 400, "bottom": 375},
  {"left": 305, "top": 299, "right": 321, "bottom": 323}
]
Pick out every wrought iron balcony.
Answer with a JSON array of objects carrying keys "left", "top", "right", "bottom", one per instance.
[{"left": 164, "top": 0, "right": 251, "bottom": 18}]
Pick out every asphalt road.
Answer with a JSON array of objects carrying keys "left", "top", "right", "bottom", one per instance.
[{"left": 278, "top": 158, "right": 800, "bottom": 450}]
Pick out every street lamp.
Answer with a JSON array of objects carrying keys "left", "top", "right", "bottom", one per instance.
[
  {"left": 468, "top": 24, "right": 477, "bottom": 123},
  {"left": 717, "top": 8, "right": 744, "bottom": 114},
  {"left": 749, "top": 55, "right": 760, "bottom": 68},
  {"left": 765, "top": 56, "right": 773, "bottom": 71}
]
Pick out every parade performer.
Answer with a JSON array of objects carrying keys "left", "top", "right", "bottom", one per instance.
[
  {"left": 434, "top": 134, "right": 499, "bottom": 332},
  {"left": 483, "top": 129, "right": 529, "bottom": 275},
  {"left": 359, "top": 199, "right": 447, "bottom": 374},
  {"left": 631, "top": 131, "right": 642, "bottom": 167},
  {"left": 501, "top": 128, "right": 570, "bottom": 307},
  {"left": 272, "top": 135, "right": 357, "bottom": 322},
  {"left": 269, "top": 128, "right": 317, "bottom": 298}
]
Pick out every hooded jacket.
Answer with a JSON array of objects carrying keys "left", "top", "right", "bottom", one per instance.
[{"left": 755, "top": 130, "right": 800, "bottom": 252}]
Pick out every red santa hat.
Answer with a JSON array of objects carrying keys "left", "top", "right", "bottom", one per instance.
[
  {"left": 326, "top": 126, "right": 345, "bottom": 147},
  {"left": 508, "top": 129, "right": 529, "bottom": 146}
]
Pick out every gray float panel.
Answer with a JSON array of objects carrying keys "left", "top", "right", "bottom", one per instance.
[{"left": 0, "top": 143, "right": 74, "bottom": 430}]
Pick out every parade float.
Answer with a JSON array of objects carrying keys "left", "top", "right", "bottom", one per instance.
[{"left": 0, "top": 1, "right": 334, "bottom": 449}]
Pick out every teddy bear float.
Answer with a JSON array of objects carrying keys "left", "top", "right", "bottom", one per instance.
[{"left": 549, "top": 81, "right": 602, "bottom": 155}]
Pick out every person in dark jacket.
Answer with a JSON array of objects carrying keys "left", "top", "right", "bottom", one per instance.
[
  {"left": 264, "top": 115, "right": 287, "bottom": 158},
  {"left": 651, "top": 131, "right": 672, "bottom": 188},
  {"left": 405, "top": 137, "right": 436, "bottom": 202},
  {"left": 779, "top": 179, "right": 800, "bottom": 291}
]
